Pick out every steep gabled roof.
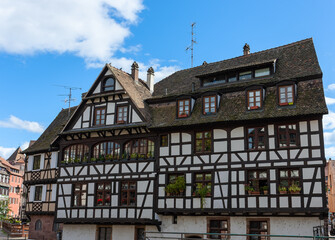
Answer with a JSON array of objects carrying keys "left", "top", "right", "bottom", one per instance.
[
  {"left": 153, "top": 38, "right": 322, "bottom": 97},
  {"left": 7, "top": 147, "right": 21, "bottom": 161},
  {"left": 23, "top": 107, "right": 77, "bottom": 155},
  {"left": 105, "top": 65, "right": 152, "bottom": 121}
]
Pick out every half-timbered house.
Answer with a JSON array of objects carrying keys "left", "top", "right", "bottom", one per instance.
[
  {"left": 23, "top": 107, "right": 76, "bottom": 240},
  {"left": 24, "top": 38, "right": 328, "bottom": 240}
]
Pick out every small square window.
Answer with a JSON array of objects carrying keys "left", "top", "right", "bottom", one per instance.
[
  {"left": 203, "top": 95, "right": 217, "bottom": 115},
  {"left": 33, "top": 155, "right": 41, "bottom": 170},
  {"left": 279, "top": 85, "right": 294, "bottom": 105},
  {"left": 195, "top": 131, "right": 212, "bottom": 153},
  {"left": 160, "top": 135, "right": 168, "bottom": 147},
  {"left": 94, "top": 107, "right": 106, "bottom": 126},
  {"left": 247, "top": 127, "right": 266, "bottom": 150},
  {"left": 177, "top": 99, "right": 191, "bottom": 118},
  {"left": 247, "top": 90, "right": 262, "bottom": 110},
  {"left": 277, "top": 124, "right": 298, "bottom": 147},
  {"left": 117, "top": 106, "right": 128, "bottom": 124}
]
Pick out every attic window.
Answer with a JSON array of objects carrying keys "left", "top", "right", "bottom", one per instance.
[
  {"left": 178, "top": 99, "right": 191, "bottom": 118},
  {"left": 239, "top": 71, "right": 252, "bottom": 80},
  {"left": 255, "top": 68, "right": 270, "bottom": 78},
  {"left": 279, "top": 85, "right": 294, "bottom": 106},
  {"left": 247, "top": 89, "right": 262, "bottom": 110},
  {"left": 203, "top": 95, "right": 217, "bottom": 115},
  {"left": 103, "top": 77, "right": 115, "bottom": 92}
]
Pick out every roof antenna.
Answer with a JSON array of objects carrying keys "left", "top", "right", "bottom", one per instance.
[
  {"left": 186, "top": 22, "right": 197, "bottom": 68},
  {"left": 54, "top": 85, "right": 82, "bottom": 118}
]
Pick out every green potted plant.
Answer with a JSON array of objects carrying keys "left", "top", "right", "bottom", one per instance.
[
  {"left": 174, "top": 176, "right": 186, "bottom": 194},
  {"left": 130, "top": 153, "right": 138, "bottom": 159},
  {"left": 90, "top": 157, "right": 97, "bottom": 163},
  {"left": 261, "top": 186, "right": 269, "bottom": 195},
  {"left": 245, "top": 184, "right": 255, "bottom": 195},
  {"left": 288, "top": 182, "right": 301, "bottom": 194},
  {"left": 165, "top": 184, "right": 175, "bottom": 196},
  {"left": 60, "top": 160, "right": 66, "bottom": 165},
  {"left": 194, "top": 183, "right": 211, "bottom": 209},
  {"left": 278, "top": 186, "right": 287, "bottom": 194}
]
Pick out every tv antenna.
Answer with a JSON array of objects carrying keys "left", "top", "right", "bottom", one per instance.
[
  {"left": 186, "top": 22, "right": 197, "bottom": 68},
  {"left": 55, "top": 85, "right": 82, "bottom": 118}
]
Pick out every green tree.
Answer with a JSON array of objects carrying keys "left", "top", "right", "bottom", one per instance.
[{"left": 0, "top": 200, "right": 10, "bottom": 221}]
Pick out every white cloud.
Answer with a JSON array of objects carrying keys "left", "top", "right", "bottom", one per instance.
[
  {"left": 20, "top": 141, "right": 30, "bottom": 151},
  {"left": 0, "top": 0, "right": 144, "bottom": 64},
  {"left": 0, "top": 115, "right": 44, "bottom": 133},
  {"left": 324, "top": 130, "right": 335, "bottom": 145},
  {"left": 323, "top": 111, "right": 335, "bottom": 130},
  {"left": 327, "top": 84, "right": 335, "bottom": 91},
  {"left": 326, "top": 97, "right": 335, "bottom": 105},
  {"left": 326, "top": 146, "right": 335, "bottom": 160},
  {"left": 0, "top": 146, "right": 16, "bottom": 159}
]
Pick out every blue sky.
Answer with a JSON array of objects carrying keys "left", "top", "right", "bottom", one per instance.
[{"left": 0, "top": 0, "right": 335, "bottom": 159}]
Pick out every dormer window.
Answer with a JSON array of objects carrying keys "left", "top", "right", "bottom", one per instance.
[
  {"left": 255, "top": 68, "right": 270, "bottom": 78},
  {"left": 203, "top": 95, "right": 217, "bottom": 115},
  {"left": 279, "top": 85, "right": 294, "bottom": 105},
  {"left": 178, "top": 99, "right": 190, "bottom": 118},
  {"left": 247, "top": 89, "right": 262, "bottom": 110},
  {"left": 103, "top": 77, "right": 115, "bottom": 92},
  {"left": 239, "top": 71, "right": 252, "bottom": 80}
]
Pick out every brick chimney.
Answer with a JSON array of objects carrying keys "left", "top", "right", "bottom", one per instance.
[
  {"left": 147, "top": 67, "right": 154, "bottom": 93},
  {"left": 131, "top": 61, "right": 139, "bottom": 83},
  {"left": 243, "top": 43, "right": 250, "bottom": 55}
]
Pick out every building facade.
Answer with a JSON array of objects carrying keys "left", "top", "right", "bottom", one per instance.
[{"left": 24, "top": 38, "right": 328, "bottom": 240}]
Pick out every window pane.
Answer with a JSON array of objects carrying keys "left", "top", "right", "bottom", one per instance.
[{"left": 255, "top": 68, "right": 270, "bottom": 77}]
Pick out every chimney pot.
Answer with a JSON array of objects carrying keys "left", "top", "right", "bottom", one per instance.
[
  {"left": 131, "top": 61, "right": 139, "bottom": 83},
  {"left": 147, "top": 67, "right": 155, "bottom": 93},
  {"left": 243, "top": 43, "right": 250, "bottom": 55}
]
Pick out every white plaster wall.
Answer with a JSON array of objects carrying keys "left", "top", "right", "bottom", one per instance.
[
  {"left": 50, "top": 152, "right": 58, "bottom": 169},
  {"left": 115, "top": 80, "right": 123, "bottom": 90},
  {"left": 93, "top": 82, "right": 101, "bottom": 94},
  {"left": 51, "top": 184, "right": 57, "bottom": 201},
  {"left": 160, "top": 216, "right": 207, "bottom": 236},
  {"left": 73, "top": 116, "right": 82, "bottom": 129},
  {"left": 63, "top": 224, "right": 96, "bottom": 240},
  {"left": 112, "top": 225, "right": 134, "bottom": 239},
  {"left": 83, "top": 107, "right": 90, "bottom": 121},
  {"left": 27, "top": 156, "right": 33, "bottom": 171},
  {"left": 132, "top": 110, "right": 142, "bottom": 122}
]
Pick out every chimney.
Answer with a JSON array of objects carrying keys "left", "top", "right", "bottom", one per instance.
[
  {"left": 147, "top": 67, "right": 154, "bottom": 93},
  {"left": 243, "top": 43, "right": 250, "bottom": 55},
  {"left": 131, "top": 61, "right": 139, "bottom": 84}
]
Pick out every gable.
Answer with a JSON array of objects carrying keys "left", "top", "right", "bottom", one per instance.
[{"left": 91, "top": 69, "right": 124, "bottom": 95}]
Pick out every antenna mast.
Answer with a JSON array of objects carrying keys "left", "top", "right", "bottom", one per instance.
[
  {"left": 55, "top": 85, "right": 82, "bottom": 118},
  {"left": 186, "top": 22, "right": 197, "bottom": 68}
]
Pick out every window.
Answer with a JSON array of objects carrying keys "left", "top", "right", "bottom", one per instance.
[
  {"left": 116, "top": 106, "right": 128, "bottom": 124},
  {"left": 177, "top": 99, "right": 191, "bottom": 118},
  {"left": 121, "top": 181, "right": 136, "bottom": 206},
  {"left": 103, "top": 77, "right": 115, "bottom": 92},
  {"left": 93, "top": 141, "right": 120, "bottom": 160},
  {"left": 279, "top": 169, "right": 300, "bottom": 192},
  {"left": 208, "top": 219, "right": 229, "bottom": 239},
  {"left": 277, "top": 124, "right": 298, "bottom": 147},
  {"left": 160, "top": 135, "right": 168, "bottom": 147},
  {"left": 73, "top": 183, "right": 87, "bottom": 207},
  {"left": 203, "top": 95, "right": 217, "bottom": 115},
  {"left": 94, "top": 107, "right": 106, "bottom": 126},
  {"left": 239, "top": 71, "right": 252, "bottom": 80},
  {"left": 35, "top": 220, "right": 42, "bottom": 231},
  {"left": 33, "top": 155, "right": 41, "bottom": 170},
  {"left": 227, "top": 73, "right": 237, "bottom": 82},
  {"left": 195, "top": 131, "right": 212, "bottom": 153},
  {"left": 53, "top": 222, "right": 60, "bottom": 232},
  {"left": 34, "top": 186, "right": 42, "bottom": 201},
  {"left": 166, "top": 174, "right": 185, "bottom": 197},
  {"left": 247, "top": 90, "right": 262, "bottom": 110},
  {"left": 96, "top": 182, "right": 111, "bottom": 206},
  {"left": 255, "top": 68, "right": 270, "bottom": 78},
  {"left": 247, "top": 220, "right": 269, "bottom": 240},
  {"left": 98, "top": 227, "right": 112, "bottom": 240},
  {"left": 63, "top": 144, "right": 89, "bottom": 163},
  {"left": 279, "top": 85, "right": 294, "bottom": 105},
  {"left": 124, "top": 139, "right": 155, "bottom": 159},
  {"left": 247, "top": 170, "right": 268, "bottom": 194},
  {"left": 135, "top": 227, "right": 145, "bottom": 240},
  {"left": 194, "top": 173, "right": 212, "bottom": 195},
  {"left": 247, "top": 127, "right": 266, "bottom": 150}
]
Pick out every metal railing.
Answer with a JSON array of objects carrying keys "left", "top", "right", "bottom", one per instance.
[{"left": 144, "top": 231, "right": 335, "bottom": 240}]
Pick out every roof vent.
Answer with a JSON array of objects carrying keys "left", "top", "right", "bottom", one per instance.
[
  {"left": 243, "top": 43, "right": 250, "bottom": 55},
  {"left": 202, "top": 61, "right": 208, "bottom": 65},
  {"left": 131, "top": 61, "right": 139, "bottom": 84}
]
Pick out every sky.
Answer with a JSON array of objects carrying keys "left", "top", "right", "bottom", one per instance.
[{"left": 0, "top": 0, "right": 335, "bottom": 159}]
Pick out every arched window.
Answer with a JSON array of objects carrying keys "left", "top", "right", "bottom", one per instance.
[
  {"left": 93, "top": 141, "right": 120, "bottom": 160},
  {"left": 63, "top": 144, "right": 89, "bottom": 163},
  {"left": 103, "top": 77, "right": 115, "bottom": 92},
  {"left": 124, "top": 139, "right": 154, "bottom": 159},
  {"left": 35, "top": 219, "right": 42, "bottom": 231}
]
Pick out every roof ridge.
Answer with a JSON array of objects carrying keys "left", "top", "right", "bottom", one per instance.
[{"left": 163, "top": 38, "right": 313, "bottom": 78}]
